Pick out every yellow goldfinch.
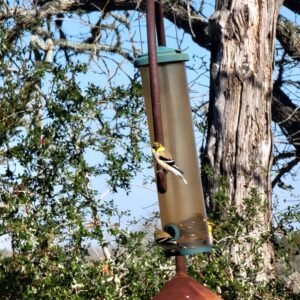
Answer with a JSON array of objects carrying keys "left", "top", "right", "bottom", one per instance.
[
  {"left": 154, "top": 229, "right": 177, "bottom": 247},
  {"left": 207, "top": 221, "right": 214, "bottom": 244},
  {"left": 151, "top": 142, "right": 188, "bottom": 184}
]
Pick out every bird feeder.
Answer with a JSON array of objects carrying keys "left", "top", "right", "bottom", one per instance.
[{"left": 135, "top": 46, "right": 212, "bottom": 255}]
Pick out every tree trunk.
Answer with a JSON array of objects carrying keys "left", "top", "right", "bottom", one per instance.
[{"left": 204, "top": 0, "right": 283, "bottom": 280}]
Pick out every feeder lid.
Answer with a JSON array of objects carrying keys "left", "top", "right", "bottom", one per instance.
[{"left": 134, "top": 46, "right": 189, "bottom": 67}]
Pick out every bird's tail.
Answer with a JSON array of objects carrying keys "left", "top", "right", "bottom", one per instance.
[
  {"left": 170, "top": 167, "right": 188, "bottom": 184},
  {"left": 181, "top": 174, "right": 188, "bottom": 184},
  {"left": 171, "top": 164, "right": 188, "bottom": 184}
]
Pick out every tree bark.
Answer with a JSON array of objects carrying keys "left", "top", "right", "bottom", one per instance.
[{"left": 205, "top": 0, "right": 283, "bottom": 280}]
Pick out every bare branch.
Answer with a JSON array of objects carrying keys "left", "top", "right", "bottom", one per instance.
[
  {"left": 283, "top": 0, "right": 300, "bottom": 15},
  {"left": 273, "top": 151, "right": 296, "bottom": 165},
  {"left": 272, "top": 85, "right": 300, "bottom": 155},
  {"left": 56, "top": 39, "right": 134, "bottom": 61},
  {"left": 277, "top": 16, "right": 300, "bottom": 61},
  {"left": 0, "top": 1, "right": 210, "bottom": 49},
  {"left": 272, "top": 157, "right": 300, "bottom": 188},
  {"left": 2, "top": 1, "right": 299, "bottom": 57}
]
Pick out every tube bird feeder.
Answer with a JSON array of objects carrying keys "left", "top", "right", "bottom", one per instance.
[{"left": 135, "top": 47, "right": 212, "bottom": 255}]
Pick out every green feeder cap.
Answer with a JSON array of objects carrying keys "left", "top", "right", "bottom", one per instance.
[{"left": 134, "top": 46, "right": 189, "bottom": 67}]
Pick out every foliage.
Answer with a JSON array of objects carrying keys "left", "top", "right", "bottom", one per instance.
[
  {"left": 0, "top": 29, "right": 171, "bottom": 299},
  {"left": 0, "top": 230, "right": 174, "bottom": 299},
  {"left": 191, "top": 168, "right": 300, "bottom": 299}
]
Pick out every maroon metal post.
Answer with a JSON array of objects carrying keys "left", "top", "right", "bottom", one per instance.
[
  {"left": 146, "top": 0, "right": 167, "bottom": 193},
  {"left": 155, "top": 1, "right": 166, "bottom": 46},
  {"left": 175, "top": 256, "right": 186, "bottom": 274}
]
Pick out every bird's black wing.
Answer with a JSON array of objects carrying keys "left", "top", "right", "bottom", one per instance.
[
  {"left": 158, "top": 155, "right": 175, "bottom": 164},
  {"left": 158, "top": 155, "right": 184, "bottom": 175},
  {"left": 170, "top": 163, "right": 184, "bottom": 174}
]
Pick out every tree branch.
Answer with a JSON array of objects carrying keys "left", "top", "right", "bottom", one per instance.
[
  {"left": 283, "top": 0, "right": 300, "bottom": 15},
  {"left": 0, "top": 1, "right": 210, "bottom": 49},
  {"left": 33, "top": 0, "right": 300, "bottom": 16},
  {"left": 56, "top": 39, "right": 134, "bottom": 61},
  {"left": 272, "top": 85, "right": 300, "bottom": 156},
  {"left": 1, "top": 1, "right": 299, "bottom": 55},
  {"left": 272, "top": 157, "right": 299, "bottom": 188},
  {"left": 277, "top": 16, "right": 300, "bottom": 61},
  {"left": 273, "top": 151, "right": 296, "bottom": 165}
]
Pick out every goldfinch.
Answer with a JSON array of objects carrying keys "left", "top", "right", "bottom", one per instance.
[
  {"left": 207, "top": 221, "right": 214, "bottom": 244},
  {"left": 151, "top": 142, "right": 188, "bottom": 184},
  {"left": 154, "top": 229, "right": 177, "bottom": 247}
]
